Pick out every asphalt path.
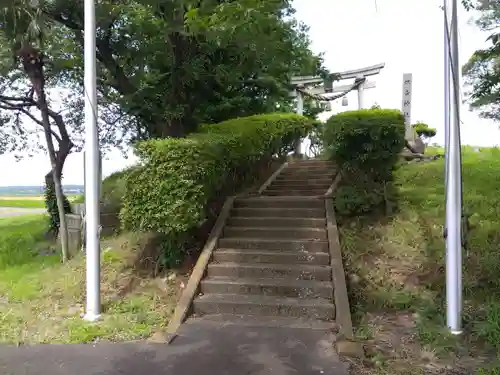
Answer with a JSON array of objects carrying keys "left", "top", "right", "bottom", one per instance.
[{"left": 0, "top": 321, "right": 350, "bottom": 375}]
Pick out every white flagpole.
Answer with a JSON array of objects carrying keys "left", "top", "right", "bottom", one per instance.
[
  {"left": 444, "top": 1, "right": 450, "bottom": 191},
  {"left": 444, "top": 0, "right": 462, "bottom": 335},
  {"left": 83, "top": 0, "right": 101, "bottom": 321}
]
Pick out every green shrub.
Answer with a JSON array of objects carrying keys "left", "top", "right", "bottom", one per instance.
[
  {"left": 322, "top": 109, "right": 405, "bottom": 216},
  {"left": 323, "top": 109, "right": 405, "bottom": 180},
  {"left": 100, "top": 167, "right": 137, "bottom": 213},
  {"left": 0, "top": 216, "right": 48, "bottom": 268},
  {"left": 121, "top": 113, "right": 314, "bottom": 265},
  {"left": 72, "top": 167, "right": 137, "bottom": 213},
  {"left": 334, "top": 182, "right": 385, "bottom": 217},
  {"left": 44, "top": 174, "right": 71, "bottom": 235}
]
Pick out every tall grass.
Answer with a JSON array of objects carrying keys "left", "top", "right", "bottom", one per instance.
[
  {"left": 400, "top": 148, "right": 500, "bottom": 350},
  {"left": 339, "top": 147, "right": 500, "bottom": 373},
  {"left": 0, "top": 215, "right": 49, "bottom": 268}
]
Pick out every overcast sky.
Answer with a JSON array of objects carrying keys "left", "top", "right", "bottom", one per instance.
[{"left": 1, "top": 0, "right": 498, "bottom": 187}]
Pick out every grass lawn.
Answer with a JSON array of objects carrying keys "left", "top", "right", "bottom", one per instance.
[
  {"left": 339, "top": 147, "right": 500, "bottom": 374},
  {"left": 0, "top": 215, "right": 180, "bottom": 344}
]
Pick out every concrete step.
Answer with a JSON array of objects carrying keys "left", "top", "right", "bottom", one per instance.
[
  {"left": 284, "top": 169, "right": 336, "bottom": 176},
  {"left": 288, "top": 160, "right": 335, "bottom": 166},
  {"left": 263, "top": 189, "right": 327, "bottom": 196},
  {"left": 193, "top": 294, "right": 335, "bottom": 320},
  {"left": 234, "top": 197, "right": 324, "bottom": 209},
  {"left": 272, "top": 178, "right": 333, "bottom": 185},
  {"left": 183, "top": 314, "right": 338, "bottom": 331},
  {"left": 266, "top": 187, "right": 331, "bottom": 195},
  {"left": 279, "top": 172, "right": 336, "bottom": 180},
  {"left": 288, "top": 161, "right": 335, "bottom": 166},
  {"left": 285, "top": 162, "right": 334, "bottom": 167},
  {"left": 289, "top": 159, "right": 334, "bottom": 163},
  {"left": 269, "top": 181, "right": 332, "bottom": 189},
  {"left": 275, "top": 174, "right": 334, "bottom": 182},
  {"left": 207, "top": 262, "right": 332, "bottom": 281},
  {"left": 201, "top": 277, "right": 333, "bottom": 298},
  {"left": 213, "top": 248, "right": 330, "bottom": 265},
  {"left": 285, "top": 164, "right": 336, "bottom": 171},
  {"left": 218, "top": 237, "right": 329, "bottom": 252},
  {"left": 231, "top": 207, "right": 325, "bottom": 218},
  {"left": 228, "top": 217, "right": 326, "bottom": 228},
  {"left": 223, "top": 226, "right": 327, "bottom": 240}
]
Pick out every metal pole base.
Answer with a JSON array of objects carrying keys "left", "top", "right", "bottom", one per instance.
[{"left": 83, "top": 312, "right": 101, "bottom": 322}]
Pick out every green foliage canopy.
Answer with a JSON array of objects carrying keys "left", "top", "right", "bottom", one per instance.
[
  {"left": 462, "top": 0, "right": 500, "bottom": 121},
  {"left": 0, "top": 0, "right": 326, "bottom": 142}
]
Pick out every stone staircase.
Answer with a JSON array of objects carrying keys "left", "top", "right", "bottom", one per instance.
[{"left": 192, "top": 159, "right": 338, "bottom": 327}]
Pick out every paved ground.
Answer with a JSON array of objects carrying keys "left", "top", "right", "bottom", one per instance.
[
  {"left": 0, "top": 321, "right": 349, "bottom": 375},
  {"left": 0, "top": 207, "right": 46, "bottom": 218}
]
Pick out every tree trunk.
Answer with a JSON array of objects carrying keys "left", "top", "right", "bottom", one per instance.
[
  {"left": 38, "top": 98, "right": 70, "bottom": 261},
  {"left": 44, "top": 144, "right": 72, "bottom": 239},
  {"left": 166, "top": 3, "right": 196, "bottom": 138},
  {"left": 18, "top": 45, "right": 70, "bottom": 262},
  {"left": 42, "top": 124, "right": 70, "bottom": 262}
]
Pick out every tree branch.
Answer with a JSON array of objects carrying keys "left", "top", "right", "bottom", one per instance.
[
  {"left": 0, "top": 94, "right": 35, "bottom": 107},
  {"left": 0, "top": 92, "right": 69, "bottom": 145},
  {"left": 43, "top": 10, "right": 83, "bottom": 31},
  {"left": 0, "top": 103, "right": 62, "bottom": 143}
]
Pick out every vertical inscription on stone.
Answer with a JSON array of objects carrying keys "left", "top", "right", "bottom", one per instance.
[{"left": 402, "top": 73, "right": 414, "bottom": 141}]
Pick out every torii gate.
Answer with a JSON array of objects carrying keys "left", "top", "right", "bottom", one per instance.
[
  {"left": 290, "top": 63, "right": 385, "bottom": 111},
  {"left": 290, "top": 63, "right": 385, "bottom": 155}
]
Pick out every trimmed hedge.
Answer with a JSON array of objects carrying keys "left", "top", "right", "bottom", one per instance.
[
  {"left": 121, "top": 113, "right": 314, "bottom": 241},
  {"left": 322, "top": 109, "right": 405, "bottom": 216},
  {"left": 323, "top": 109, "right": 405, "bottom": 180}
]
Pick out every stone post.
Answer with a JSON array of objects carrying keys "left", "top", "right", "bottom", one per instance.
[{"left": 64, "top": 213, "right": 83, "bottom": 257}]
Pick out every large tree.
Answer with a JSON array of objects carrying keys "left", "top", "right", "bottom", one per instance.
[
  {"left": 33, "top": 0, "right": 324, "bottom": 138},
  {"left": 2, "top": 0, "right": 324, "bottom": 140},
  {"left": 0, "top": 0, "right": 324, "bottom": 149},
  {"left": 462, "top": 0, "right": 500, "bottom": 121}
]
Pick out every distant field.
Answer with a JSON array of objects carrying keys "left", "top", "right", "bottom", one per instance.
[
  {"left": 0, "top": 197, "right": 45, "bottom": 208},
  {"left": 0, "top": 196, "right": 44, "bottom": 200},
  {"left": 0, "top": 195, "right": 79, "bottom": 208}
]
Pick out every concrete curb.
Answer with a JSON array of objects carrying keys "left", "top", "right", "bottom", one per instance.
[
  {"left": 324, "top": 180, "right": 364, "bottom": 359},
  {"left": 150, "top": 196, "right": 236, "bottom": 344},
  {"left": 324, "top": 171, "right": 342, "bottom": 198},
  {"left": 257, "top": 162, "right": 288, "bottom": 195}
]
